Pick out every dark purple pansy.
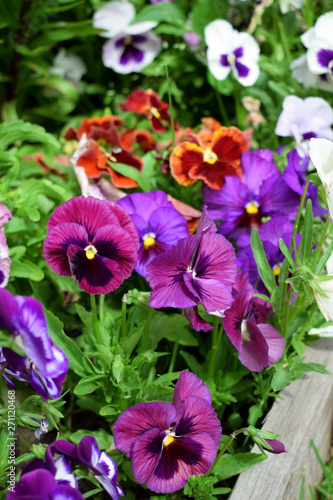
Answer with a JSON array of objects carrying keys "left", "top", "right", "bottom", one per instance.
[
  {"left": 113, "top": 371, "right": 222, "bottom": 493},
  {"left": 223, "top": 272, "right": 284, "bottom": 371},
  {"left": 146, "top": 209, "right": 237, "bottom": 331},
  {"left": 236, "top": 216, "right": 300, "bottom": 294},
  {"left": 47, "top": 436, "right": 124, "bottom": 500},
  {"left": 43, "top": 196, "right": 139, "bottom": 295},
  {"left": 0, "top": 289, "right": 68, "bottom": 400},
  {"left": 117, "top": 191, "right": 189, "bottom": 277},
  {"left": 203, "top": 150, "right": 299, "bottom": 242}
]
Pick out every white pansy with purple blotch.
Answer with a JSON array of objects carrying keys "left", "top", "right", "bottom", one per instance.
[
  {"left": 93, "top": 1, "right": 162, "bottom": 74},
  {"left": 204, "top": 19, "right": 260, "bottom": 87},
  {"left": 303, "top": 12, "right": 333, "bottom": 81}
]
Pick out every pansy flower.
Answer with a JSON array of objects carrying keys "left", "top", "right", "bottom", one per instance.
[
  {"left": 223, "top": 272, "right": 284, "bottom": 371},
  {"left": 117, "top": 191, "right": 189, "bottom": 277},
  {"left": 203, "top": 150, "right": 299, "bottom": 241},
  {"left": 47, "top": 436, "right": 124, "bottom": 499},
  {"left": 303, "top": 12, "right": 333, "bottom": 81},
  {"left": 93, "top": 2, "right": 162, "bottom": 74},
  {"left": 275, "top": 95, "right": 333, "bottom": 157},
  {"left": 120, "top": 89, "right": 175, "bottom": 133},
  {"left": 0, "top": 289, "right": 68, "bottom": 400},
  {"left": 43, "top": 196, "right": 139, "bottom": 295},
  {"left": 113, "top": 371, "right": 222, "bottom": 493},
  {"left": 64, "top": 115, "right": 124, "bottom": 146},
  {"left": 0, "top": 202, "right": 12, "bottom": 288},
  {"left": 205, "top": 19, "right": 260, "bottom": 87},
  {"left": 170, "top": 126, "right": 247, "bottom": 190},
  {"left": 146, "top": 210, "right": 237, "bottom": 331}
]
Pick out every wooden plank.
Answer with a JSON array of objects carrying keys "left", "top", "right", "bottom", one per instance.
[{"left": 229, "top": 338, "right": 333, "bottom": 500}]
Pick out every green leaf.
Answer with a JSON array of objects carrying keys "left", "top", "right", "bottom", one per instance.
[
  {"left": 74, "top": 375, "right": 105, "bottom": 395},
  {"left": 0, "top": 121, "right": 60, "bottom": 152},
  {"left": 213, "top": 452, "right": 267, "bottom": 481},
  {"left": 271, "top": 364, "right": 293, "bottom": 391},
  {"left": 251, "top": 228, "right": 277, "bottom": 295},
  {"left": 301, "top": 198, "right": 313, "bottom": 260},
  {"left": 192, "top": 0, "right": 228, "bottom": 38},
  {"left": 108, "top": 161, "right": 151, "bottom": 191},
  {"left": 130, "top": 3, "right": 185, "bottom": 25},
  {"left": 10, "top": 260, "right": 44, "bottom": 281},
  {"left": 118, "top": 365, "right": 141, "bottom": 391},
  {"left": 279, "top": 238, "right": 295, "bottom": 270},
  {"left": 45, "top": 309, "right": 87, "bottom": 376}
]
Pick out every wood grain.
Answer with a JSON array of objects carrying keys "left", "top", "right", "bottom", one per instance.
[{"left": 228, "top": 338, "right": 333, "bottom": 500}]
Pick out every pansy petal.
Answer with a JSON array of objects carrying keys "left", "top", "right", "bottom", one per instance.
[
  {"left": 50, "top": 486, "right": 85, "bottom": 500},
  {"left": 238, "top": 316, "right": 269, "bottom": 372},
  {"left": 172, "top": 371, "right": 212, "bottom": 413},
  {"left": 113, "top": 401, "right": 176, "bottom": 458},
  {"left": 170, "top": 142, "right": 204, "bottom": 186},
  {"left": 0, "top": 288, "right": 19, "bottom": 330},
  {"left": 184, "top": 274, "right": 233, "bottom": 316},
  {"left": 93, "top": 1, "right": 135, "bottom": 38},
  {"left": 132, "top": 427, "right": 164, "bottom": 484},
  {"left": 257, "top": 323, "right": 284, "bottom": 365},
  {"left": 184, "top": 306, "right": 213, "bottom": 332},
  {"left": 125, "top": 21, "right": 158, "bottom": 34},
  {"left": 223, "top": 289, "right": 253, "bottom": 351},
  {"left": 204, "top": 19, "right": 234, "bottom": 51}
]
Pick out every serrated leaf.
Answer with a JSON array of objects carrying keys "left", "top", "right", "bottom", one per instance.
[
  {"left": 212, "top": 452, "right": 266, "bottom": 481},
  {"left": 0, "top": 121, "right": 59, "bottom": 152}
]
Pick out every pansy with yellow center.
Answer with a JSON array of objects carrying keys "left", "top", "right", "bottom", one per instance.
[
  {"left": 113, "top": 371, "right": 222, "bottom": 493},
  {"left": 170, "top": 126, "right": 247, "bottom": 190},
  {"left": 43, "top": 196, "right": 139, "bottom": 295}
]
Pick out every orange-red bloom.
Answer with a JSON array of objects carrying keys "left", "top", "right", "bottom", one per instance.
[
  {"left": 120, "top": 89, "right": 177, "bottom": 133},
  {"left": 120, "top": 128, "right": 156, "bottom": 153},
  {"left": 64, "top": 115, "right": 124, "bottom": 146},
  {"left": 170, "top": 126, "right": 247, "bottom": 190}
]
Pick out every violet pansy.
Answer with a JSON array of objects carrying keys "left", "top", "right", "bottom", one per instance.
[{"left": 113, "top": 371, "right": 222, "bottom": 493}]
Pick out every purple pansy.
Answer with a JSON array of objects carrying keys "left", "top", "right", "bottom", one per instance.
[
  {"left": 275, "top": 95, "right": 333, "bottom": 157},
  {"left": 47, "top": 436, "right": 124, "bottom": 499},
  {"left": 203, "top": 150, "right": 299, "bottom": 242},
  {"left": 205, "top": 20, "right": 260, "bottom": 87},
  {"left": 223, "top": 272, "right": 284, "bottom": 371},
  {"left": 283, "top": 149, "right": 327, "bottom": 218},
  {"left": 117, "top": 191, "right": 189, "bottom": 277},
  {"left": 113, "top": 371, "right": 222, "bottom": 493},
  {"left": 43, "top": 196, "right": 139, "bottom": 295},
  {"left": 236, "top": 216, "right": 301, "bottom": 293},
  {"left": 0, "top": 289, "right": 68, "bottom": 400},
  {"left": 146, "top": 210, "right": 237, "bottom": 331},
  {"left": 0, "top": 202, "right": 12, "bottom": 288},
  {"left": 93, "top": 2, "right": 162, "bottom": 74}
]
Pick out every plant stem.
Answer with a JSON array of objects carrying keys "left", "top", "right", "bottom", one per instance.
[
  {"left": 99, "top": 294, "right": 105, "bottom": 323},
  {"left": 121, "top": 300, "right": 127, "bottom": 339},
  {"left": 208, "top": 317, "right": 223, "bottom": 379},
  {"left": 90, "top": 294, "right": 103, "bottom": 345},
  {"left": 215, "top": 90, "right": 230, "bottom": 127},
  {"left": 168, "top": 340, "right": 179, "bottom": 373},
  {"left": 213, "top": 428, "right": 249, "bottom": 465},
  {"left": 141, "top": 306, "right": 153, "bottom": 353}
]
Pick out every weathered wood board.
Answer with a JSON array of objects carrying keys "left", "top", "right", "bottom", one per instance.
[{"left": 228, "top": 338, "right": 333, "bottom": 500}]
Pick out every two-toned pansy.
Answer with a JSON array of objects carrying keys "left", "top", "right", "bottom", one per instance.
[
  {"left": 113, "top": 371, "right": 222, "bottom": 493},
  {"left": 120, "top": 89, "right": 175, "bottom": 133},
  {"left": 275, "top": 95, "right": 333, "bottom": 157},
  {"left": 146, "top": 210, "right": 237, "bottom": 331},
  {"left": 117, "top": 191, "right": 189, "bottom": 277},
  {"left": 64, "top": 115, "right": 124, "bottom": 146},
  {"left": 93, "top": 2, "right": 162, "bottom": 74},
  {"left": 205, "top": 19, "right": 260, "bottom": 87},
  {"left": 43, "top": 196, "right": 139, "bottom": 295},
  {"left": 223, "top": 272, "right": 284, "bottom": 371},
  {"left": 203, "top": 149, "right": 299, "bottom": 241},
  {"left": 170, "top": 126, "right": 247, "bottom": 190},
  {"left": 309, "top": 137, "right": 333, "bottom": 219},
  {"left": 0, "top": 289, "right": 68, "bottom": 400},
  {"left": 303, "top": 12, "right": 333, "bottom": 82}
]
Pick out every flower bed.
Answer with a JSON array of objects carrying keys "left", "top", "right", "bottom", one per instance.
[{"left": 1, "top": 1, "right": 333, "bottom": 500}]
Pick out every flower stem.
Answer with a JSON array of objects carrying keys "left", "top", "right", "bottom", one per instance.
[
  {"left": 121, "top": 300, "right": 127, "bottom": 339},
  {"left": 99, "top": 294, "right": 105, "bottom": 323},
  {"left": 141, "top": 306, "right": 153, "bottom": 353},
  {"left": 90, "top": 294, "right": 103, "bottom": 345},
  {"left": 215, "top": 90, "right": 230, "bottom": 127},
  {"left": 213, "top": 428, "right": 249, "bottom": 465},
  {"left": 208, "top": 317, "right": 223, "bottom": 379},
  {"left": 168, "top": 340, "right": 179, "bottom": 373}
]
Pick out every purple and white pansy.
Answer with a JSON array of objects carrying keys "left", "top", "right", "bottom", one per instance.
[
  {"left": 275, "top": 95, "right": 333, "bottom": 157},
  {"left": 0, "top": 289, "right": 68, "bottom": 400},
  {"left": 93, "top": 1, "right": 162, "bottom": 74},
  {"left": 204, "top": 19, "right": 260, "bottom": 87},
  {"left": 303, "top": 12, "right": 333, "bottom": 81},
  {"left": 113, "top": 371, "right": 222, "bottom": 493}
]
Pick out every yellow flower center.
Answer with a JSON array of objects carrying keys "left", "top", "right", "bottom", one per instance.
[
  {"left": 273, "top": 264, "right": 281, "bottom": 276},
  {"left": 228, "top": 53, "right": 236, "bottom": 65},
  {"left": 150, "top": 106, "right": 161, "bottom": 119},
  {"left": 203, "top": 148, "right": 218, "bottom": 164},
  {"left": 85, "top": 244, "right": 97, "bottom": 260},
  {"left": 163, "top": 434, "right": 175, "bottom": 447},
  {"left": 245, "top": 201, "right": 259, "bottom": 214},
  {"left": 124, "top": 37, "right": 132, "bottom": 46},
  {"left": 241, "top": 320, "right": 250, "bottom": 342},
  {"left": 143, "top": 233, "right": 156, "bottom": 249}
]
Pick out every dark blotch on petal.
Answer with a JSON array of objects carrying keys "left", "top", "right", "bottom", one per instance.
[
  {"left": 155, "top": 437, "right": 202, "bottom": 480},
  {"left": 70, "top": 250, "right": 113, "bottom": 287}
]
